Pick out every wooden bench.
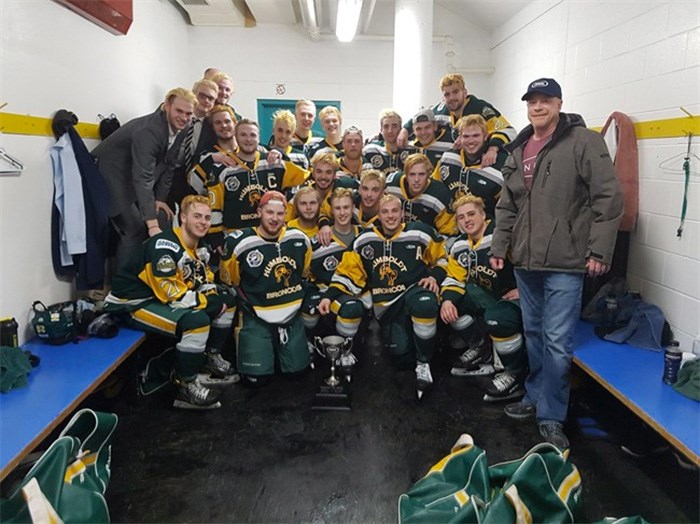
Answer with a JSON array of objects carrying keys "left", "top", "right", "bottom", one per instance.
[
  {"left": 0, "top": 328, "right": 146, "bottom": 481},
  {"left": 573, "top": 321, "right": 699, "bottom": 466}
]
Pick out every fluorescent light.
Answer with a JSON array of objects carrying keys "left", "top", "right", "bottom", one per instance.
[{"left": 336, "top": 0, "right": 363, "bottom": 43}]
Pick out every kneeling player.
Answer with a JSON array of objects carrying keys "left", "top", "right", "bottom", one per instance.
[
  {"left": 219, "top": 191, "right": 312, "bottom": 384},
  {"left": 105, "top": 196, "right": 238, "bottom": 410},
  {"left": 320, "top": 194, "right": 447, "bottom": 399},
  {"left": 440, "top": 195, "right": 526, "bottom": 401}
]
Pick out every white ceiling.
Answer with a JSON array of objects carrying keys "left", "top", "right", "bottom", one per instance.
[{"left": 173, "top": 0, "right": 530, "bottom": 35}]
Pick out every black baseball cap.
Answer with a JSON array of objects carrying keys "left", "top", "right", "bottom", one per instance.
[{"left": 521, "top": 78, "right": 562, "bottom": 100}]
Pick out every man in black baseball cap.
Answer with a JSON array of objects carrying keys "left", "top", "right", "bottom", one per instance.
[{"left": 521, "top": 77, "right": 562, "bottom": 100}]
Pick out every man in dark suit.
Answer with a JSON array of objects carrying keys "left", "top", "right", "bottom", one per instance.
[{"left": 92, "top": 88, "right": 196, "bottom": 267}]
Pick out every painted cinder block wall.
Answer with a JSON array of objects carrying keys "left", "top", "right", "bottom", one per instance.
[
  {"left": 1, "top": 0, "right": 697, "bottom": 350},
  {"left": 487, "top": 0, "right": 699, "bottom": 352}
]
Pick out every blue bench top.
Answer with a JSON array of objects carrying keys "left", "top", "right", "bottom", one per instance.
[
  {"left": 573, "top": 321, "right": 700, "bottom": 465},
  {"left": 0, "top": 328, "right": 146, "bottom": 480}
]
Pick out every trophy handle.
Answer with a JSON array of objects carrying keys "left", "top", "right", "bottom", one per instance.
[
  {"left": 342, "top": 337, "right": 353, "bottom": 355},
  {"left": 313, "top": 336, "right": 325, "bottom": 358}
]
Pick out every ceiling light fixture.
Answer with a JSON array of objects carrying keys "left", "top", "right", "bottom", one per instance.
[{"left": 336, "top": 0, "right": 363, "bottom": 43}]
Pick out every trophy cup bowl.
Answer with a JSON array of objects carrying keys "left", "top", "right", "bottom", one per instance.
[{"left": 312, "top": 335, "right": 352, "bottom": 411}]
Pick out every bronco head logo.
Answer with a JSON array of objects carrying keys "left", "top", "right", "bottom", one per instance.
[
  {"left": 249, "top": 190, "right": 262, "bottom": 208},
  {"left": 379, "top": 264, "right": 398, "bottom": 287},
  {"left": 274, "top": 264, "right": 292, "bottom": 287}
]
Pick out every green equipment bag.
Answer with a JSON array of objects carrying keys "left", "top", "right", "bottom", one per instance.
[
  {"left": 398, "top": 435, "right": 490, "bottom": 523},
  {"left": 30, "top": 301, "right": 78, "bottom": 345},
  {"left": 399, "top": 434, "right": 583, "bottom": 524},
  {"left": 0, "top": 409, "right": 118, "bottom": 523},
  {"left": 139, "top": 346, "right": 176, "bottom": 396}
]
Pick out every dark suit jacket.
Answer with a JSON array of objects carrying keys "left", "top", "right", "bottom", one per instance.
[{"left": 92, "top": 109, "right": 184, "bottom": 221}]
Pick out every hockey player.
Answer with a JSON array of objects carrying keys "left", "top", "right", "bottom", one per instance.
[
  {"left": 407, "top": 108, "right": 455, "bottom": 168},
  {"left": 199, "top": 119, "right": 309, "bottom": 233},
  {"left": 269, "top": 109, "right": 310, "bottom": 170},
  {"left": 219, "top": 191, "right": 312, "bottom": 384},
  {"left": 291, "top": 99, "right": 321, "bottom": 152},
  {"left": 353, "top": 169, "right": 386, "bottom": 228},
  {"left": 319, "top": 194, "right": 447, "bottom": 399},
  {"left": 337, "top": 126, "right": 371, "bottom": 182},
  {"left": 288, "top": 185, "right": 321, "bottom": 238},
  {"left": 188, "top": 105, "right": 237, "bottom": 246},
  {"left": 286, "top": 152, "right": 339, "bottom": 224},
  {"left": 440, "top": 195, "right": 526, "bottom": 401},
  {"left": 398, "top": 73, "right": 515, "bottom": 167},
  {"left": 301, "top": 188, "right": 365, "bottom": 375},
  {"left": 104, "top": 195, "right": 238, "bottom": 410},
  {"left": 305, "top": 106, "right": 343, "bottom": 159},
  {"left": 434, "top": 114, "right": 506, "bottom": 218},
  {"left": 386, "top": 153, "right": 456, "bottom": 237},
  {"left": 363, "top": 109, "right": 411, "bottom": 176}
]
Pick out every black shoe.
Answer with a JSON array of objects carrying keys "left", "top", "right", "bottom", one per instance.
[
  {"left": 504, "top": 400, "right": 535, "bottom": 419},
  {"left": 539, "top": 422, "right": 570, "bottom": 450}
]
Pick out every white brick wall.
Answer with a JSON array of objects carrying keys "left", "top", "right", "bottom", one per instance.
[{"left": 489, "top": 0, "right": 700, "bottom": 352}]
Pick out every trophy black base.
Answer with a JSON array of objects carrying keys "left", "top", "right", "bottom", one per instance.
[{"left": 312, "top": 383, "right": 351, "bottom": 411}]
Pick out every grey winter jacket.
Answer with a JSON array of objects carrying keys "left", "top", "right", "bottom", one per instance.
[{"left": 491, "top": 113, "right": 623, "bottom": 272}]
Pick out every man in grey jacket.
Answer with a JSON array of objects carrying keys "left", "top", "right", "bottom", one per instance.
[
  {"left": 93, "top": 88, "right": 195, "bottom": 268},
  {"left": 490, "top": 78, "right": 623, "bottom": 450}
]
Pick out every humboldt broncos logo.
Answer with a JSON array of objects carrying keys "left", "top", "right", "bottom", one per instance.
[
  {"left": 379, "top": 264, "right": 398, "bottom": 286},
  {"left": 274, "top": 264, "right": 292, "bottom": 286}
]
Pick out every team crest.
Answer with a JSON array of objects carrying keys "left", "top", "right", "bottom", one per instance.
[
  {"left": 458, "top": 252, "right": 470, "bottom": 268},
  {"left": 379, "top": 264, "right": 398, "bottom": 287},
  {"left": 246, "top": 249, "right": 264, "bottom": 268},
  {"left": 439, "top": 165, "right": 450, "bottom": 181},
  {"left": 361, "top": 245, "right": 375, "bottom": 260},
  {"left": 371, "top": 154, "right": 383, "bottom": 168},
  {"left": 399, "top": 150, "right": 410, "bottom": 163},
  {"left": 323, "top": 256, "right": 339, "bottom": 272},
  {"left": 224, "top": 175, "right": 241, "bottom": 192},
  {"left": 156, "top": 254, "right": 176, "bottom": 273},
  {"left": 273, "top": 263, "right": 292, "bottom": 286}
]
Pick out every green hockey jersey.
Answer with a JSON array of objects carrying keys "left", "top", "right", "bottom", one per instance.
[
  {"left": 326, "top": 222, "right": 447, "bottom": 319},
  {"left": 105, "top": 228, "right": 216, "bottom": 311},
  {"left": 385, "top": 171, "right": 457, "bottom": 236},
  {"left": 362, "top": 140, "right": 411, "bottom": 176},
  {"left": 434, "top": 149, "right": 505, "bottom": 217},
  {"left": 219, "top": 227, "right": 311, "bottom": 324},
  {"left": 441, "top": 221, "right": 516, "bottom": 303},
  {"left": 195, "top": 150, "right": 308, "bottom": 232},
  {"left": 409, "top": 126, "right": 454, "bottom": 168},
  {"left": 309, "top": 226, "right": 363, "bottom": 288}
]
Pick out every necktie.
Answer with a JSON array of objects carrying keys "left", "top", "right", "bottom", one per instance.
[{"left": 183, "top": 118, "right": 199, "bottom": 169}]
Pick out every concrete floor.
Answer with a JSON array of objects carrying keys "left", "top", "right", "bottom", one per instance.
[{"left": 101, "top": 323, "right": 698, "bottom": 523}]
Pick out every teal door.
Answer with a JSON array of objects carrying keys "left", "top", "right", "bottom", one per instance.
[{"left": 257, "top": 99, "right": 341, "bottom": 146}]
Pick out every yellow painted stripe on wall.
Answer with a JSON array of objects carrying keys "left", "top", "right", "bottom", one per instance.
[
  {"left": 0, "top": 112, "right": 100, "bottom": 139},
  {"left": 590, "top": 115, "right": 699, "bottom": 139}
]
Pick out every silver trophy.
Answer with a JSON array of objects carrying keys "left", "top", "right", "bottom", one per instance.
[{"left": 312, "top": 335, "right": 352, "bottom": 410}]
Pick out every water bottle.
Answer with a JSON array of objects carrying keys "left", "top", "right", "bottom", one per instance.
[
  {"left": 0, "top": 317, "right": 19, "bottom": 347},
  {"left": 662, "top": 340, "right": 682, "bottom": 385}
]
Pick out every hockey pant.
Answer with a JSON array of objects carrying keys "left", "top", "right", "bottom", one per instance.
[
  {"left": 126, "top": 292, "right": 236, "bottom": 381},
  {"left": 450, "top": 284, "right": 525, "bottom": 372},
  {"left": 234, "top": 307, "right": 310, "bottom": 377},
  {"left": 379, "top": 286, "right": 439, "bottom": 366}
]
